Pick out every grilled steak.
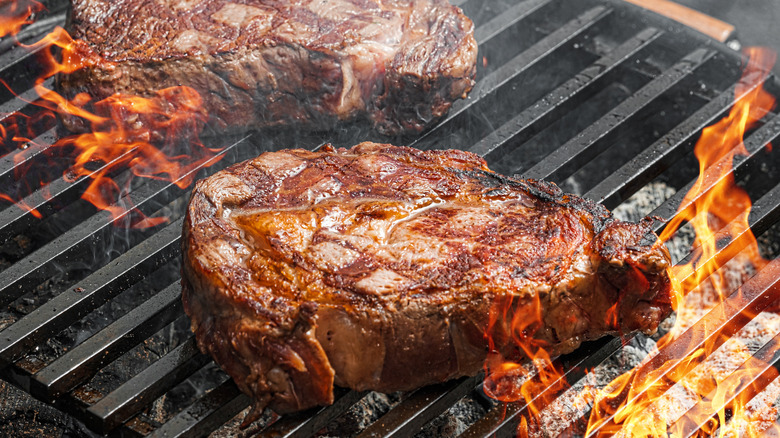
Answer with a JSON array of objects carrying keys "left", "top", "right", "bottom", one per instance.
[
  {"left": 58, "top": 0, "right": 477, "bottom": 135},
  {"left": 181, "top": 143, "right": 673, "bottom": 415}
]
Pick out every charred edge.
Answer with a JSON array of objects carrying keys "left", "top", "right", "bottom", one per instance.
[{"left": 459, "top": 168, "right": 617, "bottom": 232}]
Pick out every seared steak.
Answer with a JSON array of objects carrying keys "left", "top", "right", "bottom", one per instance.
[
  {"left": 181, "top": 143, "right": 673, "bottom": 415},
  {"left": 59, "top": 0, "right": 477, "bottom": 135}
]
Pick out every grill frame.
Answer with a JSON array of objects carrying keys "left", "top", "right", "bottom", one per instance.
[{"left": 0, "top": 0, "right": 779, "bottom": 436}]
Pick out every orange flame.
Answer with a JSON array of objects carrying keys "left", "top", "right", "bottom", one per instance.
[
  {"left": 0, "top": 7, "right": 225, "bottom": 228},
  {"left": 480, "top": 48, "right": 780, "bottom": 437},
  {"left": 583, "top": 47, "right": 779, "bottom": 438},
  {"left": 482, "top": 279, "right": 569, "bottom": 435},
  {"left": 660, "top": 48, "right": 776, "bottom": 296},
  {"left": 0, "top": 0, "right": 42, "bottom": 38}
]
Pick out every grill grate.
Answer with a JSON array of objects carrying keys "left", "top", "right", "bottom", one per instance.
[{"left": 1, "top": 0, "right": 780, "bottom": 436}]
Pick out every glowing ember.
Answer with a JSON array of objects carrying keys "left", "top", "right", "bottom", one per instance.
[
  {"left": 0, "top": 3, "right": 224, "bottom": 228},
  {"left": 582, "top": 47, "right": 779, "bottom": 437},
  {"left": 481, "top": 47, "right": 779, "bottom": 437}
]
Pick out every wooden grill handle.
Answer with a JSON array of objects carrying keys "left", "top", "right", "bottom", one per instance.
[{"left": 622, "top": 0, "right": 735, "bottom": 43}]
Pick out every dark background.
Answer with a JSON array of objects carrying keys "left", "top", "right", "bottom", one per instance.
[{"left": 677, "top": 0, "right": 780, "bottom": 71}]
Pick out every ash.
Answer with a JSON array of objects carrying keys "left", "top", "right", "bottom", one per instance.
[
  {"left": 528, "top": 179, "right": 780, "bottom": 436},
  {"left": 413, "top": 397, "right": 487, "bottom": 438},
  {"left": 212, "top": 389, "right": 488, "bottom": 438},
  {"left": 317, "top": 392, "right": 403, "bottom": 437}
]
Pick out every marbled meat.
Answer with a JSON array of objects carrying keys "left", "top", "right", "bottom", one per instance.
[{"left": 181, "top": 143, "right": 673, "bottom": 415}]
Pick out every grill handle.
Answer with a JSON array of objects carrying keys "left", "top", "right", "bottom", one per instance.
[{"left": 622, "top": 0, "right": 735, "bottom": 43}]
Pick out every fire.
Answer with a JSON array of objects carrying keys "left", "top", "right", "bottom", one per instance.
[
  {"left": 481, "top": 47, "right": 779, "bottom": 437},
  {"left": 0, "top": 0, "right": 42, "bottom": 38},
  {"left": 660, "top": 48, "right": 775, "bottom": 296},
  {"left": 582, "top": 47, "right": 779, "bottom": 437},
  {"left": 483, "top": 293, "right": 569, "bottom": 435},
  {"left": 0, "top": 2, "right": 224, "bottom": 228}
]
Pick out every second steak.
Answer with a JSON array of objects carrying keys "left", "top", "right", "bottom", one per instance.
[{"left": 59, "top": 0, "right": 477, "bottom": 136}]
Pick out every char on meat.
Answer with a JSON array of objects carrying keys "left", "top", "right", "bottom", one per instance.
[
  {"left": 181, "top": 143, "right": 673, "bottom": 415},
  {"left": 58, "top": 0, "right": 477, "bottom": 135}
]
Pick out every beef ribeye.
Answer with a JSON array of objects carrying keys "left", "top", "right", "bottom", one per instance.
[
  {"left": 181, "top": 143, "right": 673, "bottom": 415},
  {"left": 58, "top": 0, "right": 477, "bottom": 135}
]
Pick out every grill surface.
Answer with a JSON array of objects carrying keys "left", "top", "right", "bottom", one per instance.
[{"left": 1, "top": 0, "right": 780, "bottom": 437}]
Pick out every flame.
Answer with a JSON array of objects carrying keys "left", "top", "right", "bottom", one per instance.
[
  {"left": 483, "top": 292, "right": 569, "bottom": 436},
  {"left": 660, "top": 48, "right": 775, "bottom": 297},
  {"left": 0, "top": 5, "right": 224, "bottom": 228},
  {"left": 480, "top": 48, "right": 780, "bottom": 437},
  {"left": 0, "top": 0, "right": 42, "bottom": 38},
  {"left": 582, "top": 47, "right": 779, "bottom": 437}
]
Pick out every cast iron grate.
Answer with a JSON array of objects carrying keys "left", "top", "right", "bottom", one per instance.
[{"left": 0, "top": 0, "right": 779, "bottom": 436}]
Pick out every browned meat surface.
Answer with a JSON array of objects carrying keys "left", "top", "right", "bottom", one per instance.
[
  {"left": 181, "top": 143, "right": 673, "bottom": 415},
  {"left": 58, "top": 0, "right": 477, "bottom": 135}
]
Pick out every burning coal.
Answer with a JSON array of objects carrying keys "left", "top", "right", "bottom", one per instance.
[
  {"left": 583, "top": 47, "right": 778, "bottom": 438},
  {"left": 482, "top": 47, "right": 780, "bottom": 437}
]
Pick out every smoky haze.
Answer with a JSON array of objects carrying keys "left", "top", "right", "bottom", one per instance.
[{"left": 678, "top": 0, "right": 780, "bottom": 72}]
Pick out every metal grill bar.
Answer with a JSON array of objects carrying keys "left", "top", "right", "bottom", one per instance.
[
  {"left": 0, "top": 218, "right": 181, "bottom": 368},
  {"left": 675, "top": 180, "right": 780, "bottom": 285},
  {"left": 0, "top": 143, "right": 144, "bottom": 242},
  {"left": 0, "top": 127, "right": 56, "bottom": 185},
  {"left": 0, "top": 134, "right": 239, "bottom": 307},
  {"left": 584, "top": 75, "right": 772, "bottom": 207},
  {"left": 261, "top": 389, "right": 366, "bottom": 438},
  {"left": 86, "top": 336, "right": 210, "bottom": 433},
  {"left": 459, "top": 337, "right": 622, "bottom": 438},
  {"left": 412, "top": 5, "right": 613, "bottom": 149},
  {"left": 356, "top": 374, "right": 483, "bottom": 438},
  {"left": 523, "top": 47, "right": 717, "bottom": 181},
  {"left": 31, "top": 281, "right": 184, "bottom": 401},
  {"left": 673, "top": 331, "right": 780, "bottom": 437},
  {"left": 0, "top": 77, "right": 53, "bottom": 126},
  {"left": 472, "top": 0, "right": 551, "bottom": 44},
  {"left": 0, "top": 44, "right": 49, "bottom": 102},
  {"left": 0, "top": 208, "right": 119, "bottom": 305},
  {"left": 146, "top": 379, "right": 248, "bottom": 438},
  {"left": 584, "top": 257, "right": 780, "bottom": 437},
  {"left": 0, "top": 9, "right": 66, "bottom": 54},
  {"left": 468, "top": 26, "right": 663, "bottom": 159},
  {"left": 649, "top": 110, "right": 780, "bottom": 232}
]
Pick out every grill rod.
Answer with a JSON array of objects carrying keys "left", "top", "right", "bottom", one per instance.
[
  {"left": 523, "top": 47, "right": 716, "bottom": 181},
  {"left": 671, "top": 330, "right": 780, "bottom": 437},
  {"left": 1, "top": 2, "right": 780, "bottom": 434},
  {"left": 468, "top": 26, "right": 664, "bottom": 159},
  {"left": 458, "top": 102, "right": 780, "bottom": 437},
  {"left": 584, "top": 258, "right": 780, "bottom": 437},
  {"left": 413, "top": 3, "right": 613, "bottom": 150}
]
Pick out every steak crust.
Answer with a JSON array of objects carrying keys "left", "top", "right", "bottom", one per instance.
[
  {"left": 181, "top": 143, "right": 673, "bottom": 415},
  {"left": 59, "top": 0, "right": 477, "bottom": 135}
]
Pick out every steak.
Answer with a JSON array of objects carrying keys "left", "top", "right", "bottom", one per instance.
[
  {"left": 181, "top": 143, "right": 673, "bottom": 416},
  {"left": 58, "top": 0, "right": 477, "bottom": 135}
]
